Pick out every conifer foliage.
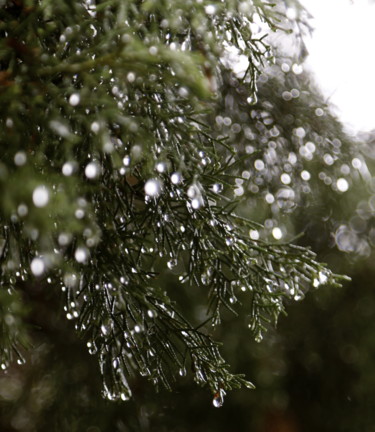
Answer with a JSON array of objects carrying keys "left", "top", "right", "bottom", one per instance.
[{"left": 0, "top": 0, "right": 348, "bottom": 404}]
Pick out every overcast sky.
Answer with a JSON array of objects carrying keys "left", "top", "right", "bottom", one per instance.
[{"left": 300, "top": 0, "right": 375, "bottom": 133}]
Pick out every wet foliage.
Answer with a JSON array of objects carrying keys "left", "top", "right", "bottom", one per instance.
[{"left": 0, "top": 0, "right": 373, "bottom": 424}]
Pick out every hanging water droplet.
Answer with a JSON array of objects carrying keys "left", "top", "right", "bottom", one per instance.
[
  {"left": 90, "top": 121, "right": 101, "bottom": 133},
  {"left": 14, "top": 151, "right": 27, "bottom": 166},
  {"left": 225, "top": 237, "right": 233, "bottom": 246},
  {"left": 120, "top": 275, "right": 129, "bottom": 285},
  {"left": 156, "top": 162, "right": 166, "bottom": 173},
  {"left": 201, "top": 274, "right": 209, "bottom": 285},
  {"left": 120, "top": 392, "right": 130, "bottom": 401},
  {"left": 171, "top": 172, "right": 182, "bottom": 184},
  {"left": 255, "top": 332, "right": 263, "bottom": 343},
  {"left": 75, "top": 246, "right": 88, "bottom": 263},
  {"left": 123, "top": 155, "right": 130, "bottom": 166},
  {"left": 62, "top": 161, "right": 75, "bottom": 176},
  {"left": 69, "top": 93, "right": 80, "bottom": 106},
  {"left": 167, "top": 258, "right": 177, "bottom": 269},
  {"left": 31, "top": 257, "right": 45, "bottom": 276},
  {"left": 87, "top": 341, "right": 97, "bottom": 355},
  {"left": 144, "top": 178, "right": 162, "bottom": 197},
  {"left": 101, "top": 324, "right": 110, "bottom": 336},
  {"left": 212, "top": 183, "right": 223, "bottom": 193},
  {"left": 32, "top": 186, "right": 49, "bottom": 208},
  {"left": 212, "top": 389, "right": 226, "bottom": 408},
  {"left": 179, "top": 367, "right": 186, "bottom": 377},
  {"left": 191, "top": 197, "right": 203, "bottom": 209},
  {"left": 85, "top": 161, "right": 100, "bottom": 179},
  {"left": 247, "top": 94, "right": 258, "bottom": 105},
  {"left": 205, "top": 4, "right": 217, "bottom": 15}
]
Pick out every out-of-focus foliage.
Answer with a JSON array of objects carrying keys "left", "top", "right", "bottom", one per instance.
[{"left": 1, "top": 0, "right": 374, "bottom": 430}]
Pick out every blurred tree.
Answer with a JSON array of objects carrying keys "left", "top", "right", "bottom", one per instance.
[{"left": 0, "top": 0, "right": 373, "bottom": 431}]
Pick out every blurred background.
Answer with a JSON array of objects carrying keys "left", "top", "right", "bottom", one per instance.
[{"left": 1, "top": 1, "right": 375, "bottom": 431}]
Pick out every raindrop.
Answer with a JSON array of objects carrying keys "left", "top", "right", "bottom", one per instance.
[
  {"left": 265, "top": 193, "right": 274, "bottom": 204},
  {"left": 121, "top": 392, "right": 130, "bottom": 401},
  {"left": 247, "top": 94, "right": 258, "bottom": 105},
  {"left": 225, "top": 237, "right": 233, "bottom": 246},
  {"left": 191, "top": 198, "right": 203, "bottom": 209},
  {"left": 75, "top": 208, "right": 85, "bottom": 219},
  {"left": 156, "top": 162, "right": 166, "bottom": 173},
  {"left": 14, "top": 151, "right": 27, "bottom": 166},
  {"left": 337, "top": 178, "right": 349, "bottom": 192},
  {"left": 85, "top": 162, "right": 100, "bottom": 179},
  {"left": 212, "top": 183, "right": 223, "bottom": 193},
  {"left": 205, "top": 4, "right": 216, "bottom": 15},
  {"left": 249, "top": 229, "right": 259, "bottom": 240},
  {"left": 64, "top": 272, "right": 77, "bottom": 288},
  {"left": 127, "top": 72, "right": 136, "bottom": 82},
  {"left": 69, "top": 93, "right": 80, "bottom": 106},
  {"left": 144, "top": 178, "right": 162, "bottom": 197},
  {"left": 101, "top": 324, "right": 110, "bottom": 336},
  {"left": 212, "top": 389, "right": 226, "bottom": 408},
  {"left": 167, "top": 259, "right": 177, "bottom": 269},
  {"left": 254, "top": 159, "right": 265, "bottom": 171},
  {"left": 122, "top": 155, "right": 130, "bottom": 167},
  {"left": 324, "top": 154, "right": 334, "bottom": 165},
  {"left": 201, "top": 273, "right": 209, "bottom": 285},
  {"left": 171, "top": 172, "right": 181, "bottom": 184},
  {"left": 49, "top": 120, "right": 70, "bottom": 137},
  {"left": 58, "top": 232, "right": 72, "bottom": 246},
  {"left": 149, "top": 46, "right": 158, "bottom": 55},
  {"left": 17, "top": 204, "right": 28, "bottom": 217},
  {"left": 31, "top": 257, "right": 45, "bottom": 276},
  {"left": 179, "top": 367, "right": 187, "bottom": 377},
  {"left": 280, "top": 173, "right": 291, "bottom": 185},
  {"left": 178, "top": 87, "right": 189, "bottom": 98},
  {"left": 90, "top": 121, "right": 100, "bottom": 133},
  {"left": 272, "top": 227, "right": 282, "bottom": 240},
  {"left": 282, "top": 91, "right": 292, "bottom": 101},
  {"left": 75, "top": 247, "right": 88, "bottom": 263},
  {"left": 318, "top": 271, "right": 328, "bottom": 284},
  {"left": 292, "top": 63, "right": 303, "bottom": 75},
  {"left": 33, "top": 186, "right": 49, "bottom": 207},
  {"left": 301, "top": 170, "right": 311, "bottom": 181},
  {"left": 352, "top": 158, "right": 362, "bottom": 169},
  {"left": 62, "top": 162, "right": 75, "bottom": 176},
  {"left": 276, "top": 187, "right": 295, "bottom": 211}
]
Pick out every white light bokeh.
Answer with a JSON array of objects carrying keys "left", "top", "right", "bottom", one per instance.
[{"left": 301, "top": 0, "right": 375, "bottom": 133}]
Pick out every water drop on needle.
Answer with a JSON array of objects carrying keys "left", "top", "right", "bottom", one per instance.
[{"left": 212, "top": 389, "right": 225, "bottom": 408}]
